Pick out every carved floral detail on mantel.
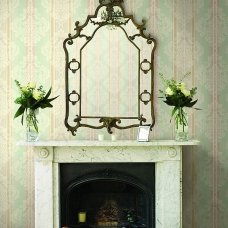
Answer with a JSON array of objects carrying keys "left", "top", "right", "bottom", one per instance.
[
  {"left": 167, "top": 147, "right": 178, "bottom": 158},
  {"left": 39, "top": 148, "right": 49, "bottom": 159}
]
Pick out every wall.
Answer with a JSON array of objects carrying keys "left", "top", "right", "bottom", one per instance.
[{"left": 0, "top": 0, "right": 227, "bottom": 227}]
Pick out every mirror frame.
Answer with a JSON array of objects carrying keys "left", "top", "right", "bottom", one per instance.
[{"left": 63, "top": 0, "right": 156, "bottom": 135}]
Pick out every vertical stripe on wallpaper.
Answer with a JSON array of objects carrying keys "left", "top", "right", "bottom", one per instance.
[
  {"left": 151, "top": 0, "right": 159, "bottom": 140},
  {"left": 6, "top": 0, "right": 12, "bottom": 227},
  {"left": 154, "top": 0, "right": 158, "bottom": 139},
  {"left": 95, "top": 13, "right": 100, "bottom": 139},
  {"left": 172, "top": 0, "right": 177, "bottom": 79},
  {"left": 195, "top": 0, "right": 213, "bottom": 226},
  {"left": 172, "top": 0, "right": 177, "bottom": 139},
  {"left": 51, "top": 0, "right": 55, "bottom": 139},
  {"left": 191, "top": 0, "right": 196, "bottom": 138},
  {"left": 130, "top": 0, "right": 134, "bottom": 139},
  {"left": 212, "top": 0, "right": 218, "bottom": 227},
  {"left": 108, "top": 30, "right": 111, "bottom": 120},
  {"left": 218, "top": 0, "right": 228, "bottom": 227},
  {"left": 128, "top": 0, "right": 131, "bottom": 139},
  {"left": 26, "top": 0, "right": 35, "bottom": 227},
  {"left": 0, "top": 5, "right": 6, "bottom": 226},
  {"left": 69, "top": 0, "right": 72, "bottom": 31},
  {"left": 150, "top": 0, "right": 157, "bottom": 139},
  {"left": 191, "top": 0, "right": 196, "bottom": 226}
]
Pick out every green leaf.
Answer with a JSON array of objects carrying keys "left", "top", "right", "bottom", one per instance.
[
  {"left": 21, "top": 111, "right": 24, "bottom": 125},
  {"left": 33, "top": 118, "right": 38, "bottom": 132},
  {"left": 164, "top": 100, "right": 175, "bottom": 106},
  {"left": 171, "top": 107, "right": 178, "bottom": 118},
  {"left": 43, "top": 87, "right": 52, "bottom": 100},
  {"left": 14, "top": 106, "right": 25, "bottom": 118},
  {"left": 32, "top": 94, "right": 58, "bottom": 110},
  {"left": 185, "top": 99, "right": 198, "bottom": 107},
  {"left": 40, "top": 102, "right": 53, "bottom": 108},
  {"left": 46, "top": 95, "right": 59, "bottom": 103}
]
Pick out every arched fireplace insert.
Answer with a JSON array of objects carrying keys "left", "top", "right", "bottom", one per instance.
[{"left": 60, "top": 163, "right": 155, "bottom": 228}]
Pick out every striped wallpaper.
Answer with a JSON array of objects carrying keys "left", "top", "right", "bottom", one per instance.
[{"left": 0, "top": 0, "right": 227, "bottom": 227}]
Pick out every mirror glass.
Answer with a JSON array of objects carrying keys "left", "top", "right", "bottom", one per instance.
[{"left": 81, "top": 25, "right": 138, "bottom": 118}]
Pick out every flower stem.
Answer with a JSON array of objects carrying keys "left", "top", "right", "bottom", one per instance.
[
  {"left": 26, "top": 109, "right": 38, "bottom": 132},
  {"left": 174, "top": 107, "right": 187, "bottom": 132}
]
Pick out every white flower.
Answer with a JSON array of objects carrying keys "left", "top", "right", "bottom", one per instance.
[
  {"left": 181, "top": 88, "right": 191, "bottom": 97},
  {"left": 21, "top": 87, "right": 28, "bottom": 93},
  {"left": 165, "top": 87, "right": 174, "bottom": 96},
  {"left": 177, "top": 82, "right": 185, "bottom": 90},
  {"left": 33, "top": 91, "right": 43, "bottom": 100},
  {"left": 28, "top": 82, "right": 36, "bottom": 89}
]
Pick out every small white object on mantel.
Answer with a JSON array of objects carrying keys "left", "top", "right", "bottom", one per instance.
[{"left": 17, "top": 140, "right": 199, "bottom": 228}]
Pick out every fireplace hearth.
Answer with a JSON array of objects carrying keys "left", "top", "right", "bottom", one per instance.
[{"left": 60, "top": 163, "right": 155, "bottom": 228}]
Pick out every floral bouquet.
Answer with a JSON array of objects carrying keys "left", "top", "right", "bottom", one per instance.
[
  {"left": 159, "top": 72, "right": 199, "bottom": 139},
  {"left": 14, "top": 80, "right": 59, "bottom": 139}
]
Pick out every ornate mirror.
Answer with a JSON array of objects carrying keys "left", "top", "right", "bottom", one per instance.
[{"left": 63, "top": 0, "right": 156, "bottom": 135}]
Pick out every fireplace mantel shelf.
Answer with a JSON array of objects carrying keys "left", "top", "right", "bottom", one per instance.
[{"left": 17, "top": 139, "right": 200, "bottom": 147}]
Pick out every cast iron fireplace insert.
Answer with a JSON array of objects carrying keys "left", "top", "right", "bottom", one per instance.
[{"left": 60, "top": 163, "right": 155, "bottom": 228}]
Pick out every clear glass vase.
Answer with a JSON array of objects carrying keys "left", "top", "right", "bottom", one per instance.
[
  {"left": 175, "top": 108, "right": 188, "bottom": 141},
  {"left": 26, "top": 108, "right": 39, "bottom": 142}
]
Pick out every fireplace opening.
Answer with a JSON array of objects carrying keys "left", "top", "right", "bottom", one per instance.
[{"left": 60, "top": 163, "right": 155, "bottom": 228}]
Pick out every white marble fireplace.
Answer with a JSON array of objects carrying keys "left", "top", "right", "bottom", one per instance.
[{"left": 19, "top": 140, "right": 199, "bottom": 228}]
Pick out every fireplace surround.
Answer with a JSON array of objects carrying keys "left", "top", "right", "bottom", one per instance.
[{"left": 18, "top": 140, "right": 199, "bottom": 228}]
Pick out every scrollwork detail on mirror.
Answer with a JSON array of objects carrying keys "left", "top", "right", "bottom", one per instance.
[
  {"left": 68, "top": 59, "right": 80, "bottom": 73},
  {"left": 140, "top": 59, "right": 152, "bottom": 74},
  {"left": 63, "top": 0, "right": 156, "bottom": 135},
  {"left": 68, "top": 90, "right": 80, "bottom": 106},
  {"left": 140, "top": 90, "right": 151, "bottom": 105}
]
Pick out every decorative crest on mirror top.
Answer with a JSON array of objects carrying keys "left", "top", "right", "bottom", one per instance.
[{"left": 63, "top": 0, "right": 156, "bottom": 135}]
